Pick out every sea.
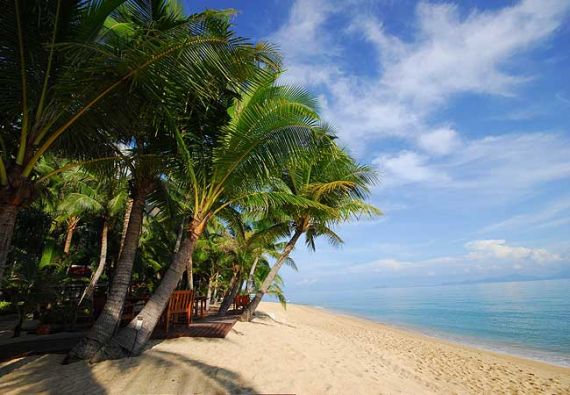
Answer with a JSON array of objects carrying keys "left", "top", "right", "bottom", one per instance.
[{"left": 290, "top": 278, "right": 570, "bottom": 367}]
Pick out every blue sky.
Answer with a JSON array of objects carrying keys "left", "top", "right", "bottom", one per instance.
[{"left": 184, "top": 1, "right": 570, "bottom": 290}]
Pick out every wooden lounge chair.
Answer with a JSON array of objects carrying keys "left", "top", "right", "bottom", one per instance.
[
  {"left": 233, "top": 294, "right": 250, "bottom": 312},
  {"left": 166, "top": 290, "right": 195, "bottom": 333}
]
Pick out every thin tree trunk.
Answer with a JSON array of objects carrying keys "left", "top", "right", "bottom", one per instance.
[
  {"left": 65, "top": 196, "right": 145, "bottom": 363},
  {"left": 63, "top": 216, "right": 80, "bottom": 255},
  {"left": 206, "top": 272, "right": 217, "bottom": 311},
  {"left": 93, "top": 218, "right": 205, "bottom": 360},
  {"left": 212, "top": 284, "right": 219, "bottom": 304},
  {"left": 13, "top": 304, "right": 24, "bottom": 338},
  {"left": 186, "top": 258, "right": 193, "bottom": 290},
  {"left": 118, "top": 198, "right": 133, "bottom": 258},
  {"left": 0, "top": 205, "right": 19, "bottom": 283},
  {"left": 218, "top": 265, "right": 241, "bottom": 316},
  {"left": 246, "top": 257, "right": 259, "bottom": 294},
  {"left": 174, "top": 217, "right": 186, "bottom": 253},
  {"left": 78, "top": 219, "right": 109, "bottom": 306},
  {"left": 240, "top": 230, "right": 302, "bottom": 322}
]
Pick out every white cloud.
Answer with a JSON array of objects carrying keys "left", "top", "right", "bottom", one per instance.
[
  {"left": 374, "top": 151, "right": 449, "bottom": 185},
  {"left": 271, "top": 0, "right": 570, "bottom": 154},
  {"left": 347, "top": 258, "right": 406, "bottom": 273},
  {"left": 269, "top": 0, "right": 336, "bottom": 61},
  {"left": 373, "top": 132, "right": 570, "bottom": 197},
  {"left": 465, "top": 239, "right": 561, "bottom": 264},
  {"left": 373, "top": 0, "right": 569, "bottom": 107},
  {"left": 344, "top": 240, "right": 562, "bottom": 279},
  {"left": 417, "top": 127, "right": 460, "bottom": 155}
]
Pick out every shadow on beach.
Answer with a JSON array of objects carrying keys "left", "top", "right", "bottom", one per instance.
[{"left": 0, "top": 345, "right": 259, "bottom": 395}]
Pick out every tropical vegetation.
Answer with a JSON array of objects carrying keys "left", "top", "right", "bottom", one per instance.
[{"left": 0, "top": 0, "right": 380, "bottom": 363}]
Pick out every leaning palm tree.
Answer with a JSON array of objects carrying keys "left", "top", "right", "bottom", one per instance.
[
  {"left": 0, "top": 0, "right": 269, "bottom": 282},
  {"left": 217, "top": 221, "right": 295, "bottom": 316},
  {"left": 65, "top": 2, "right": 277, "bottom": 363},
  {"left": 94, "top": 74, "right": 332, "bottom": 360},
  {"left": 240, "top": 145, "right": 381, "bottom": 321}
]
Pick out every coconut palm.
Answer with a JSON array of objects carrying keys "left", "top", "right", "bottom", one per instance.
[
  {"left": 240, "top": 145, "right": 381, "bottom": 321},
  {"left": 0, "top": 0, "right": 270, "bottom": 282},
  {"left": 95, "top": 74, "right": 332, "bottom": 359},
  {"left": 54, "top": 166, "right": 126, "bottom": 260},
  {"left": 65, "top": 1, "right": 278, "bottom": 362},
  {"left": 215, "top": 219, "right": 298, "bottom": 316},
  {"left": 72, "top": 169, "right": 129, "bottom": 305},
  {"left": 34, "top": 162, "right": 94, "bottom": 264}
]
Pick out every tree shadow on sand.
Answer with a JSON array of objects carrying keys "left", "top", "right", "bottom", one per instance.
[
  {"left": 0, "top": 347, "right": 259, "bottom": 395},
  {"left": 115, "top": 349, "right": 259, "bottom": 394},
  {"left": 0, "top": 354, "right": 106, "bottom": 395}
]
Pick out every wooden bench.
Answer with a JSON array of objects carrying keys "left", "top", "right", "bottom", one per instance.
[{"left": 166, "top": 290, "right": 195, "bottom": 333}]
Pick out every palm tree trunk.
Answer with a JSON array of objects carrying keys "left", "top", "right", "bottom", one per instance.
[
  {"left": 118, "top": 198, "right": 133, "bottom": 258},
  {"left": 65, "top": 195, "right": 145, "bottom": 363},
  {"left": 0, "top": 204, "right": 19, "bottom": 283},
  {"left": 174, "top": 218, "right": 194, "bottom": 290},
  {"left": 240, "top": 229, "right": 302, "bottom": 322},
  {"left": 78, "top": 219, "right": 109, "bottom": 306},
  {"left": 93, "top": 218, "right": 205, "bottom": 360},
  {"left": 63, "top": 216, "right": 80, "bottom": 255},
  {"left": 246, "top": 257, "right": 259, "bottom": 294},
  {"left": 218, "top": 266, "right": 241, "bottom": 316}
]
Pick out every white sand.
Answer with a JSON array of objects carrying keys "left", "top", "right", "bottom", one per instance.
[{"left": 1, "top": 302, "right": 568, "bottom": 394}]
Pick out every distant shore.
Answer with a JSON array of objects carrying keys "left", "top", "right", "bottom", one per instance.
[{"left": 1, "top": 302, "right": 569, "bottom": 394}]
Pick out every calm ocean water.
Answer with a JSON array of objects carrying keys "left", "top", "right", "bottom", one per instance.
[{"left": 290, "top": 279, "right": 570, "bottom": 367}]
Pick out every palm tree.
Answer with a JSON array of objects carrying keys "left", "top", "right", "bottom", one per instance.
[
  {"left": 240, "top": 146, "right": 381, "bottom": 321},
  {"left": 34, "top": 162, "right": 93, "bottom": 264},
  {"left": 95, "top": 74, "right": 332, "bottom": 359},
  {"left": 65, "top": 2, "right": 275, "bottom": 363},
  {"left": 217, "top": 220, "right": 297, "bottom": 316},
  {"left": 74, "top": 170, "right": 128, "bottom": 305},
  {"left": 55, "top": 167, "right": 125, "bottom": 260},
  {"left": 0, "top": 0, "right": 266, "bottom": 282}
]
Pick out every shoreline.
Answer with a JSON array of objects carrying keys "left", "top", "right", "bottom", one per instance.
[
  {"left": 1, "top": 301, "right": 569, "bottom": 394},
  {"left": 297, "top": 302, "right": 570, "bottom": 369}
]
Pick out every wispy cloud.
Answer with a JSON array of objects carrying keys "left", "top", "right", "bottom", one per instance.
[
  {"left": 481, "top": 197, "right": 570, "bottom": 233},
  {"left": 374, "top": 133, "right": 570, "bottom": 198},
  {"left": 364, "top": 1, "right": 569, "bottom": 106},
  {"left": 342, "top": 239, "right": 562, "bottom": 283},
  {"left": 271, "top": 0, "right": 570, "bottom": 154},
  {"left": 373, "top": 151, "right": 450, "bottom": 186}
]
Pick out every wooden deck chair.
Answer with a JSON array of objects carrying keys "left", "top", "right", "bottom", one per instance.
[
  {"left": 166, "top": 290, "right": 194, "bottom": 333},
  {"left": 233, "top": 295, "right": 250, "bottom": 311}
]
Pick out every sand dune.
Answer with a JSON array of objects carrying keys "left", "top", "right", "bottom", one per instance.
[{"left": 1, "top": 302, "right": 568, "bottom": 394}]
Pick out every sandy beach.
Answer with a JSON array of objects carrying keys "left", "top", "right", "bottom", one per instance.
[{"left": 0, "top": 302, "right": 568, "bottom": 394}]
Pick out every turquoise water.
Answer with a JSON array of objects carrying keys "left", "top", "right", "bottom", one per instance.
[{"left": 290, "top": 279, "right": 570, "bottom": 366}]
